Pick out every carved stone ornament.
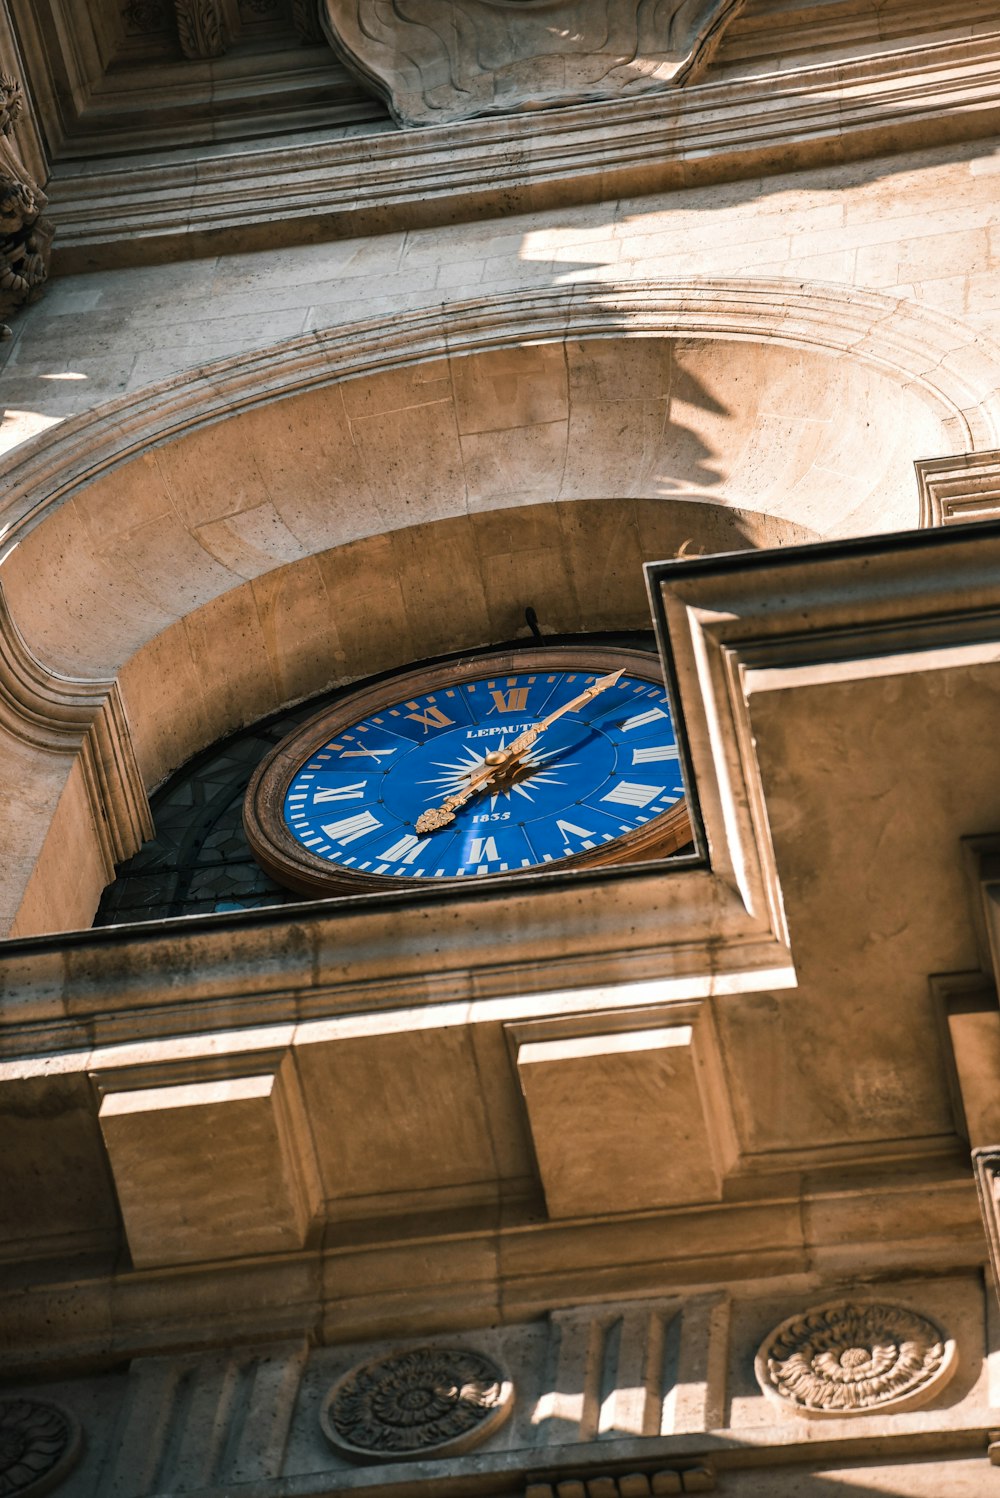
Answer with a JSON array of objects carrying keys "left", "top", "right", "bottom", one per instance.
[
  {"left": 0, "top": 1398, "right": 83, "bottom": 1495},
  {"left": 173, "top": 0, "right": 232, "bottom": 57},
  {"left": 0, "top": 76, "right": 52, "bottom": 334},
  {"left": 755, "top": 1300, "right": 958, "bottom": 1419},
  {"left": 320, "top": 0, "right": 747, "bottom": 127},
  {"left": 320, "top": 1346, "right": 514, "bottom": 1462}
]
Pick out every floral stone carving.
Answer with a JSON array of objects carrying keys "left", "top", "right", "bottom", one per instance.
[
  {"left": 320, "top": 1345, "right": 514, "bottom": 1462},
  {"left": 319, "top": 0, "right": 747, "bottom": 128},
  {"left": 0, "top": 77, "right": 53, "bottom": 335},
  {"left": 0, "top": 1398, "right": 82, "bottom": 1495},
  {"left": 755, "top": 1300, "right": 958, "bottom": 1418}
]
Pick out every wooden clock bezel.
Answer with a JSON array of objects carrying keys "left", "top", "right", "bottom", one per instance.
[{"left": 243, "top": 646, "right": 693, "bottom": 896}]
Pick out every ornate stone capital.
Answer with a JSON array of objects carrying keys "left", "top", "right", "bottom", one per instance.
[
  {"left": 320, "top": 0, "right": 746, "bottom": 127},
  {"left": 173, "top": 0, "right": 240, "bottom": 58},
  {"left": 0, "top": 74, "right": 51, "bottom": 331},
  {"left": 755, "top": 1300, "right": 958, "bottom": 1419}
]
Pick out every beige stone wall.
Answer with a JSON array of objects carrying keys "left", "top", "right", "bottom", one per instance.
[{"left": 2, "top": 136, "right": 999, "bottom": 438}]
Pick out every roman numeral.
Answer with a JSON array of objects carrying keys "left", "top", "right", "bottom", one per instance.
[
  {"left": 556, "top": 818, "right": 594, "bottom": 841},
  {"left": 489, "top": 686, "right": 530, "bottom": 713},
  {"left": 469, "top": 836, "right": 500, "bottom": 863},
  {"left": 313, "top": 781, "right": 367, "bottom": 802},
  {"left": 340, "top": 747, "right": 396, "bottom": 760},
  {"left": 631, "top": 745, "right": 680, "bottom": 765},
  {"left": 406, "top": 704, "right": 454, "bottom": 732},
  {"left": 602, "top": 781, "right": 665, "bottom": 808},
  {"left": 378, "top": 833, "right": 430, "bottom": 864},
  {"left": 620, "top": 707, "right": 668, "bottom": 733},
  {"left": 321, "top": 810, "right": 383, "bottom": 843}
]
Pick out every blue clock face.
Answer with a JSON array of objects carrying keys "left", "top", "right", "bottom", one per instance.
[{"left": 278, "top": 663, "right": 686, "bottom": 881}]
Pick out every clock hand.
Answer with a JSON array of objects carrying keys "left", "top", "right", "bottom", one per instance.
[
  {"left": 506, "top": 667, "right": 625, "bottom": 758},
  {"left": 414, "top": 668, "right": 624, "bottom": 835}
]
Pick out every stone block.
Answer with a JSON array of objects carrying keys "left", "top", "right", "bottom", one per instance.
[
  {"left": 516, "top": 1023, "right": 725, "bottom": 1219},
  {"left": 651, "top": 1477, "right": 683, "bottom": 1496},
  {"left": 98, "top": 1061, "right": 319, "bottom": 1267},
  {"left": 619, "top": 1478, "right": 652, "bottom": 1497}
]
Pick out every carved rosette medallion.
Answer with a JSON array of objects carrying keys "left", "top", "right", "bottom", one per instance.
[
  {"left": 755, "top": 1300, "right": 957, "bottom": 1418},
  {"left": 0, "top": 1399, "right": 82, "bottom": 1495},
  {"left": 320, "top": 1346, "right": 514, "bottom": 1462}
]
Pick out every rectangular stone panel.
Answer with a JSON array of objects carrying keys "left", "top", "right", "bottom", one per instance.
[
  {"left": 99, "top": 1066, "right": 318, "bottom": 1267},
  {"left": 516, "top": 1025, "right": 724, "bottom": 1220}
]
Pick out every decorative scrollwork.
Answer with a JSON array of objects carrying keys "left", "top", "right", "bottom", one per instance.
[
  {"left": 0, "top": 1398, "right": 82, "bottom": 1495},
  {"left": 174, "top": 0, "right": 228, "bottom": 57},
  {"left": 755, "top": 1300, "right": 957, "bottom": 1418},
  {"left": 319, "top": 0, "right": 746, "bottom": 127},
  {"left": 320, "top": 1345, "right": 514, "bottom": 1462},
  {"left": 0, "top": 75, "right": 52, "bottom": 333}
]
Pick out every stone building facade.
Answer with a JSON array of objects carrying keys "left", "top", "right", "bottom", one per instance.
[{"left": 4, "top": 2, "right": 1000, "bottom": 1495}]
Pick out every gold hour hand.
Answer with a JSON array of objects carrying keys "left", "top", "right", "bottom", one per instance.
[
  {"left": 414, "top": 750, "right": 506, "bottom": 834},
  {"left": 414, "top": 667, "right": 625, "bottom": 835}
]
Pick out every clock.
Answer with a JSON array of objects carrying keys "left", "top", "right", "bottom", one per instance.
[{"left": 244, "top": 647, "right": 691, "bottom": 895}]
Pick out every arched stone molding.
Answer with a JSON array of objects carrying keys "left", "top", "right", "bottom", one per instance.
[
  {"left": 0, "top": 584, "right": 150, "bottom": 856},
  {"left": 1, "top": 277, "right": 999, "bottom": 935},
  {"left": 0, "top": 580, "right": 152, "bottom": 938},
  {"left": 0, "top": 280, "right": 989, "bottom": 684},
  {"left": 2, "top": 278, "right": 998, "bottom": 550},
  {"left": 112, "top": 500, "right": 810, "bottom": 791},
  {"left": 5, "top": 498, "right": 807, "bottom": 936}
]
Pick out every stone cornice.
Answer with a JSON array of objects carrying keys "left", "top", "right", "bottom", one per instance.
[
  {"left": 45, "top": 29, "right": 1000, "bottom": 269},
  {"left": 0, "top": 1171, "right": 982, "bottom": 1378},
  {"left": 0, "top": 580, "right": 152, "bottom": 870},
  {"left": 916, "top": 449, "right": 1000, "bottom": 527}
]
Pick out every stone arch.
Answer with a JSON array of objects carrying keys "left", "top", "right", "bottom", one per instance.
[{"left": 3, "top": 277, "right": 999, "bottom": 936}]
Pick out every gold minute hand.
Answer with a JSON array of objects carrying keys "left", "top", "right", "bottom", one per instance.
[
  {"left": 507, "top": 667, "right": 625, "bottom": 757},
  {"left": 414, "top": 668, "right": 625, "bottom": 835}
]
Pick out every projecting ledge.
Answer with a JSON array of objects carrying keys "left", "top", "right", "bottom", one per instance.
[
  {"left": 512, "top": 1008, "right": 736, "bottom": 1220},
  {"left": 97, "top": 1055, "right": 320, "bottom": 1268}
]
